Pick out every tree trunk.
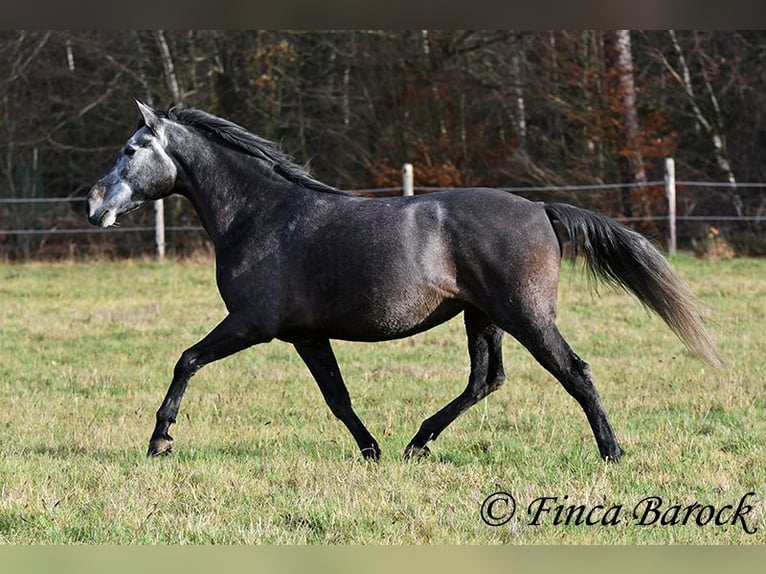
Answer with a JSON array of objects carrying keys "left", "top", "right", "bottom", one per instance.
[
  {"left": 604, "top": 30, "right": 647, "bottom": 218},
  {"left": 510, "top": 32, "right": 527, "bottom": 149},
  {"left": 154, "top": 30, "right": 183, "bottom": 106}
]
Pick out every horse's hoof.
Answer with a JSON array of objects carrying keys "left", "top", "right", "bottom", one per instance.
[
  {"left": 602, "top": 445, "right": 624, "bottom": 463},
  {"left": 361, "top": 445, "right": 381, "bottom": 461},
  {"left": 147, "top": 437, "right": 173, "bottom": 457},
  {"left": 403, "top": 444, "right": 431, "bottom": 460}
]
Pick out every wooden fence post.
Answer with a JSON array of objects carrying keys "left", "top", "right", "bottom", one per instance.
[
  {"left": 154, "top": 199, "right": 165, "bottom": 262},
  {"left": 402, "top": 163, "right": 414, "bottom": 196},
  {"left": 665, "top": 157, "right": 676, "bottom": 255}
]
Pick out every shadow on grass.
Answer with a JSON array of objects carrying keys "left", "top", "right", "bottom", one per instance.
[
  {"left": 24, "top": 438, "right": 526, "bottom": 467},
  {"left": 25, "top": 444, "right": 138, "bottom": 463},
  {"left": 22, "top": 439, "right": 280, "bottom": 464}
]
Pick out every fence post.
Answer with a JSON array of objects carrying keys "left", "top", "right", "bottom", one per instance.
[
  {"left": 402, "top": 163, "right": 414, "bottom": 196},
  {"left": 154, "top": 199, "right": 166, "bottom": 261},
  {"left": 664, "top": 157, "right": 676, "bottom": 256}
]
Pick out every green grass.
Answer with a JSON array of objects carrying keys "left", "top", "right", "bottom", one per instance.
[{"left": 0, "top": 256, "right": 763, "bottom": 543}]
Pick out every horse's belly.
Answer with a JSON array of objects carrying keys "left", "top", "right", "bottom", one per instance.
[{"left": 279, "top": 293, "right": 464, "bottom": 343}]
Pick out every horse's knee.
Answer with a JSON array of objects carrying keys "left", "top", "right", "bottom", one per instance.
[{"left": 174, "top": 349, "right": 201, "bottom": 378}]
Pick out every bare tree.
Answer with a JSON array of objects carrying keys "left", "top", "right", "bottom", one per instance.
[{"left": 660, "top": 30, "right": 742, "bottom": 216}]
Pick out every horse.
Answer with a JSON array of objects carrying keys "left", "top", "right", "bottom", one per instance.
[{"left": 86, "top": 100, "right": 720, "bottom": 463}]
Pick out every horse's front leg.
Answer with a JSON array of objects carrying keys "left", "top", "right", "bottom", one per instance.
[
  {"left": 147, "top": 313, "right": 270, "bottom": 456},
  {"left": 294, "top": 339, "right": 381, "bottom": 460}
]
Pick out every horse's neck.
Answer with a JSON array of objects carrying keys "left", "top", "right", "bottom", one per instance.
[{"left": 175, "top": 147, "right": 300, "bottom": 246}]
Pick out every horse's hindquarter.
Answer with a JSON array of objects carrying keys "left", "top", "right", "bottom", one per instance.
[{"left": 442, "top": 190, "right": 562, "bottom": 307}]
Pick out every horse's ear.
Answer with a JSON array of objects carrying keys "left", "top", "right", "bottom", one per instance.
[{"left": 135, "top": 98, "right": 163, "bottom": 136}]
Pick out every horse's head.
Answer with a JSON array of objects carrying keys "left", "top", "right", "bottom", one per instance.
[{"left": 86, "top": 100, "right": 178, "bottom": 228}]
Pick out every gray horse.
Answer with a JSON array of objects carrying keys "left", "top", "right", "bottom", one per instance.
[{"left": 86, "top": 101, "right": 720, "bottom": 463}]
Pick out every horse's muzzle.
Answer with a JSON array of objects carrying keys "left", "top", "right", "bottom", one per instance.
[{"left": 85, "top": 184, "right": 112, "bottom": 227}]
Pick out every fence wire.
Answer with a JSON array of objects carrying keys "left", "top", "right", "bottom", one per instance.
[{"left": 1, "top": 178, "right": 764, "bottom": 259}]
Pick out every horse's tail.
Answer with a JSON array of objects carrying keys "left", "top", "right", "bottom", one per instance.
[{"left": 544, "top": 202, "right": 721, "bottom": 368}]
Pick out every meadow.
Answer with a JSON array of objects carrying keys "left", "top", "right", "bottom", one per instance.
[{"left": 0, "top": 255, "right": 763, "bottom": 544}]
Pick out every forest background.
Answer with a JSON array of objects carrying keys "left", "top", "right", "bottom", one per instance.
[{"left": 1, "top": 30, "right": 764, "bottom": 258}]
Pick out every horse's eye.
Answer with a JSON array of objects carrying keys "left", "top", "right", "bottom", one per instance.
[{"left": 125, "top": 146, "right": 136, "bottom": 157}]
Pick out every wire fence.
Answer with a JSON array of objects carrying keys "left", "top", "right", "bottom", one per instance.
[{"left": 1, "top": 160, "right": 765, "bottom": 260}]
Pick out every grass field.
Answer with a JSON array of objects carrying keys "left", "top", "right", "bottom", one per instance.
[{"left": 0, "top": 255, "right": 763, "bottom": 544}]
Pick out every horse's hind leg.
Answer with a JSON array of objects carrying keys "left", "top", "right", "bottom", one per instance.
[
  {"left": 504, "top": 315, "right": 624, "bottom": 462},
  {"left": 404, "top": 307, "right": 505, "bottom": 459},
  {"left": 294, "top": 339, "right": 381, "bottom": 460}
]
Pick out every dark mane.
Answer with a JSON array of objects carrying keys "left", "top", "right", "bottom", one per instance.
[{"left": 168, "top": 107, "right": 347, "bottom": 195}]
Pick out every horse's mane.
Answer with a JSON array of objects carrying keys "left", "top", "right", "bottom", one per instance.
[{"left": 165, "top": 107, "right": 347, "bottom": 195}]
